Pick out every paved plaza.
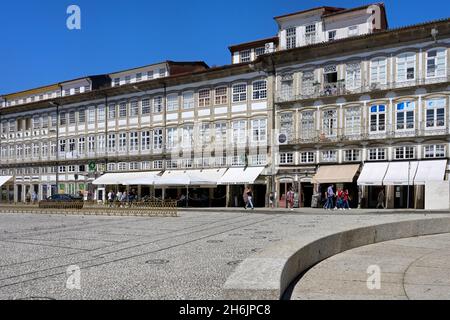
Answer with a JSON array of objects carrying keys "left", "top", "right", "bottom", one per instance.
[
  {"left": 0, "top": 210, "right": 450, "bottom": 300},
  {"left": 291, "top": 233, "right": 450, "bottom": 300}
]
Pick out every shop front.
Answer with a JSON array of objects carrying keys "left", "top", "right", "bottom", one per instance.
[
  {"left": 218, "top": 167, "right": 267, "bottom": 208},
  {"left": 312, "top": 164, "right": 361, "bottom": 208}
]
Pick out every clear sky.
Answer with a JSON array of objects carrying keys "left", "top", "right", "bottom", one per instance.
[{"left": 0, "top": 0, "right": 449, "bottom": 94}]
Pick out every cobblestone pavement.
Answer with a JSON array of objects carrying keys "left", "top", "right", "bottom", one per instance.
[
  {"left": 291, "top": 233, "right": 450, "bottom": 300},
  {"left": 0, "top": 210, "right": 449, "bottom": 300}
]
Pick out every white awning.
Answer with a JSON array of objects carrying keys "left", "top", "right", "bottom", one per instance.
[
  {"left": 414, "top": 160, "right": 447, "bottom": 185},
  {"left": 155, "top": 169, "right": 226, "bottom": 186},
  {"left": 218, "top": 167, "right": 265, "bottom": 185},
  {"left": 358, "top": 162, "right": 390, "bottom": 186},
  {"left": 312, "top": 164, "right": 360, "bottom": 184},
  {"left": 0, "top": 176, "right": 13, "bottom": 187},
  {"left": 383, "top": 162, "right": 419, "bottom": 186},
  {"left": 92, "top": 172, "right": 161, "bottom": 185}
]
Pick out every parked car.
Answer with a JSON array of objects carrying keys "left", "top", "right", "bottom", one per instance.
[{"left": 39, "top": 194, "right": 84, "bottom": 209}]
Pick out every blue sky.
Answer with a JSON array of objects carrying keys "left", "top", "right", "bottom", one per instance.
[{"left": 0, "top": 0, "right": 449, "bottom": 94}]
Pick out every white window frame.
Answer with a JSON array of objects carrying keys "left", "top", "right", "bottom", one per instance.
[
  {"left": 232, "top": 83, "right": 247, "bottom": 103},
  {"left": 426, "top": 48, "right": 447, "bottom": 78},
  {"left": 396, "top": 52, "right": 416, "bottom": 82}
]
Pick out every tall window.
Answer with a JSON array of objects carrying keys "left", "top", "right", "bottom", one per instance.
[
  {"left": 286, "top": 27, "right": 297, "bottom": 49},
  {"left": 108, "top": 134, "right": 117, "bottom": 153},
  {"left": 427, "top": 49, "right": 447, "bottom": 78},
  {"left": 183, "top": 92, "right": 194, "bottom": 109},
  {"left": 153, "top": 96, "right": 163, "bottom": 113},
  {"left": 426, "top": 99, "right": 446, "bottom": 128},
  {"left": 182, "top": 126, "right": 193, "bottom": 148},
  {"left": 301, "top": 71, "right": 314, "bottom": 96},
  {"left": 198, "top": 89, "right": 211, "bottom": 107},
  {"left": 118, "top": 133, "right": 127, "bottom": 153},
  {"left": 370, "top": 58, "right": 387, "bottom": 85},
  {"left": 78, "top": 137, "right": 85, "bottom": 156},
  {"left": 397, "top": 53, "right": 416, "bottom": 82},
  {"left": 252, "top": 80, "right": 267, "bottom": 100},
  {"left": 301, "top": 111, "right": 315, "bottom": 140},
  {"left": 346, "top": 63, "right": 361, "bottom": 90},
  {"left": 251, "top": 119, "right": 267, "bottom": 143},
  {"left": 280, "top": 113, "right": 294, "bottom": 139},
  {"left": 324, "top": 65, "right": 338, "bottom": 85},
  {"left": 108, "top": 104, "right": 116, "bottom": 120},
  {"left": 370, "top": 105, "right": 386, "bottom": 132},
  {"left": 215, "top": 87, "right": 228, "bottom": 105},
  {"left": 153, "top": 129, "right": 163, "bottom": 150},
  {"left": 119, "top": 103, "right": 127, "bottom": 118},
  {"left": 424, "top": 145, "right": 446, "bottom": 158},
  {"left": 395, "top": 146, "right": 415, "bottom": 160},
  {"left": 141, "top": 131, "right": 151, "bottom": 151},
  {"left": 305, "top": 24, "right": 316, "bottom": 45},
  {"left": 322, "top": 109, "right": 337, "bottom": 137},
  {"left": 88, "top": 136, "right": 95, "bottom": 154},
  {"left": 280, "top": 75, "right": 293, "bottom": 99},
  {"left": 98, "top": 106, "right": 105, "bottom": 122},
  {"left": 232, "top": 120, "right": 246, "bottom": 144},
  {"left": 141, "top": 99, "right": 151, "bottom": 115},
  {"left": 97, "top": 135, "right": 105, "bottom": 153},
  {"left": 129, "top": 132, "right": 139, "bottom": 152},
  {"left": 345, "top": 107, "right": 361, "bottom": 135},
  {"left": 60, "top": 112, "right": 67, "bottom": 126},
  {"left": 69, "top": 111, "right": 76, "bottom": 125},
  {"left": 396, "top": 101, "right": 415, "bottom": 130},
  {"left": 232, "top": 84, "right": 247, "bottom": 102},
  {"left": 78, "top": 109, "right": 86, "bottom": 124},
  {"left": 240, "top": 50, "right": 251, "bottom": 63},
  {"left": 130, "top": 101, "right": 139, "bottom": 117},
  {"left": 166, "top": 127, "right": 178, "bottom": 150},
  {"left": 167, "top": 94, "right": 179, "bottom": 111},
  {"left": 200, "top": 123, "right": 211, "bottom": 147},
  {"left": 215, "top": 122, "right": 228, "bottom": 145},
  {"left": 368, "top": 148, "right": 387, "bottom": 161}
]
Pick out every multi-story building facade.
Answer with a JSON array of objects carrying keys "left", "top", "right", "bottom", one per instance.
[{"left": 1, "top": 3, "right": 449, "bottom": 209}]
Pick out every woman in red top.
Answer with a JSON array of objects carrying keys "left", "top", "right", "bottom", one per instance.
[{"left": 343, "top": 189, "right": 350, "bottom": 210}]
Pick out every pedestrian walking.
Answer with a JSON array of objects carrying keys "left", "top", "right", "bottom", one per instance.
[
  {"left": 343, "top": 189, "right": 351, "bottom": 210},
  {"left": 245, "top": 188, "right": 254, "bottom": 210},
  {"left": 325, "top": 185, "right": 335, "bottom": 210},
  {"left": 269, "top": 192, "right": 275, "bottom": 209},
  {"left": 376, "top": 189, "right": 385, "bottom": 209},
  {"left": 286, "top": 188, "right": 295, "bottom": 211},
  {"left": 243, "top": 188, "right": 249, "bottom": 209},
  {"left": 336, "top": 189, "right": 344, "bottom": 210},
  {"left": 107, "top": 191, "right": 115, "bottom": 207}
]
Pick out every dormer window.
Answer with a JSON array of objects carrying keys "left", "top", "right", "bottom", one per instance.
[
  {"left": 255, "top": 47, "right": 265, "bottom": 57},
  {"left": 348, "top": 25, "right": 358, "bottom": 37},
  {"left": 240, "top": 50, "right": 251, "bottom": 63},
  {"left": 328, "top": 30, "right": 336, "bottom": 41},
  {"left": 286, "top": 27, "right": 297, "bottom": 49},
  {"left": 305, "top": 24, "right": 316, "bottom": 45}
]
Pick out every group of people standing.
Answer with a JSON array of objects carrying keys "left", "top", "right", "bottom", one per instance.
[
  {"left": 324, "top": 185, "right": 351, "bottom": 210},
  {"left": 107, "top": 189, "right": 138, "bottom": 207}
]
